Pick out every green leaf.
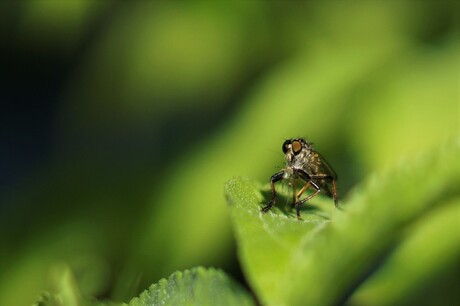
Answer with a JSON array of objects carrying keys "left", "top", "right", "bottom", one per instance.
[
  {"left": 349, "top": 198, "right": 460, "bottom": 306},
  {"left": 32, "top": 264, "right": 109, "bottom": 306},
  {"left": 34, "top": 267, "right": 254, "bottom": 306},
  {"left": 33, "top": 292, "right": 63, "bottom": 306},
  {"left": 225, "top": 141, "right": 459, "bottom": 306},
  {"left": 128, "top": 267, "right": 255, "bottom": 306}
]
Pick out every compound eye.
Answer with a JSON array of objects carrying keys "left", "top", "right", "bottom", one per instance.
[
  {"left": 292, "top": 140, "right": 302, "bottom": 155},
  {"left": 282, "top": 140, "right": 291, "bottom": 154}
]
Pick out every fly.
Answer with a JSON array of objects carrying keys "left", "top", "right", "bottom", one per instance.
[{"left": 261, "top": 138, "right": 338, "bottom": 219}]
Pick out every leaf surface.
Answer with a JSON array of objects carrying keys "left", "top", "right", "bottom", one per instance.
[
  {"left": 226, "top": 142, "right": 459, "bottom": 306},
  {"left": 128, "top": 267, "right": 255, "bottom": 306}
]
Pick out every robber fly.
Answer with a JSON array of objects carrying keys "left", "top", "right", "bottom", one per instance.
[{"left": 261, "top": 138, "right": 338, "bottom": 219}]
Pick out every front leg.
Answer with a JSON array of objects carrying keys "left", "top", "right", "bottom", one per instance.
[{"left": 261, "top": 170, "right": 285, "bottom": 212}]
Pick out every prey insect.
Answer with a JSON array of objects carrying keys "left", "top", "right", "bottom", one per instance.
[{"left": 261, "top": 138, "right": 338, "bottom": 219}]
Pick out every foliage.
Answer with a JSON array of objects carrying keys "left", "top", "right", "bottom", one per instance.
[
  {"left": 33, "top": 142, "right": 459, "bottom": 305},
  {"left": 34, "top": 267, "right": 254, "bottom": 306},
  {"left": 127, "top": 267, "right": 254, "bottom": 306},
  {"left": 225, "top": 142, "right": 459, "bottom": 305},
  {"left": 2, "top": 2, "right": 458, "bottom": 306}
]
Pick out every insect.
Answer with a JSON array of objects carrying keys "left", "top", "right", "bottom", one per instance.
[{"left": 261, "top": 138, "right": 338, "bottom": 219}]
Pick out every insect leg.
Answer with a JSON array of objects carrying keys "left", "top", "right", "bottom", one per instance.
[
  {"left": 310, "top": 174, "right": 339, "bottom": 207},
  {"left": 331, "top": 179, "right": 338, "bottom": 207},
  {"left": 291, "top": 178, "right": 296, "bottom": 208},
  {"left": 261, "top": 170, "right": 285, "bottom": 213},
  {"left": 291, "top": 170, "right": 321, "bottom": 218},
  {"left": 296, "top": 181, "right": 311, "bottom": 200},
  {"left": 295, "top": 180, "right": 321, "bottom": 218},
  {"left": 298, "top": 180, "right": 321, "bottom": 203}
]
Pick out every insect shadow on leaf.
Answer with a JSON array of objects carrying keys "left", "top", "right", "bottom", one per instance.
[{"left": 260, "top": 185, "right": 327, "bottom": 220}]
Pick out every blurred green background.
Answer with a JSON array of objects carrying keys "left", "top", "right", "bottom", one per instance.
[{"left": 0, "top": 1, "right": 458, "bottom": 305}]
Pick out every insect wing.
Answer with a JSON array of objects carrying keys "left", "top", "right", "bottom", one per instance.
[
  {"left": 311, "top": 152, "right": 337, "bottom": 198},
  {"left": 316, "top": 152, "right": 337, "bottom": 180}
]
